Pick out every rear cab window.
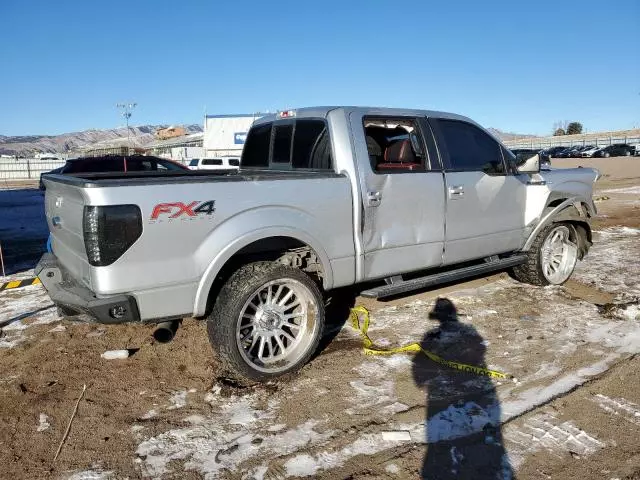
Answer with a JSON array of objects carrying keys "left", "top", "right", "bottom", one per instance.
[{"left": 241, "top": 118, "right": 333, "bottom": 170}]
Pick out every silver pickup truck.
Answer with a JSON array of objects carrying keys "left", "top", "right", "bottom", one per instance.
[{"left": 36, "top": 106, "right": 599, "bottom": 383}]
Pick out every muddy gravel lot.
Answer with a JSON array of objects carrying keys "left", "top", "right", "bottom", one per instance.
[{"left": 1, "top": 158, "right": 639, "bottom": 479}]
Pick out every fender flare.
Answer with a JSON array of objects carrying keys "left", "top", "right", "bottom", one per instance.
[
  {"left": 522, "top": 196, "right": 593, "bottom": 252},
  {"left": 192, "top": 226, "right": 334, "bottom": 317}
]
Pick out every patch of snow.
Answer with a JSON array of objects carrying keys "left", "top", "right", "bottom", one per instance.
[
  {"left": 167, "top": 390, "right": 188, "bottom": 410},
  {"left": 382, "top": 402, "right": 410, "bottom": 415},
  {"left": 345, "top": 380, "right": 395, "bottom": 414},
  {"left": 283, "top": 432, "right": 405, "bottom": 477},
  {"left": 267, "top": 423, "right": 287, "bottom": 432},
  {"left": 65, "top": 469, "right": 114, "bottom": 480},
  {"left": 621, "top": 304, "right": 640, "bottom": 321},
  {"left": 0, "top": 282, "right": 59, "bottom": 349},
  {"left": 381, "top": 430, "right": 412, "bottom": 441},
  {"left": 385, "top": 463, "right": 400, "bottom": 474},
  {"left": 183, "top": 415, "right": 205, "bottom": 425},
  {"left": 37, "top": 413, "right": 50, "bottom": 432},
  {"left": 502, "top": 354, "right": 618, "bottom": 420},
  {"left": 505, "top": 413, "right": 604, "bottom": 469},
  {"left": 425, "top": 401, "right": 501, "bottom": 443},
  {"left": 574, "top": 228, "right": 640, "bottom": 296},
  {"left": 204, "top": 385, "right": 222, "bottom": 402},
  {"left": 219, "top": 395, "right": 275, "bottom": 425},
  {"left": 593, "top": 394, "right": 640, "bottom": 425},
  {"left": 141, "top": 409, "right": 158, "bottom": 420},
  {"left": 137, "top": 419, "right": 332, "bottom": 478},
  {"left": 48, "top": 324, "right": 66, "bottom": 333}
]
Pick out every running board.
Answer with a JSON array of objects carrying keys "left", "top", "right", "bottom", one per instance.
[{"left": 360, "top": 255, "right": 527, "bottom": 299}]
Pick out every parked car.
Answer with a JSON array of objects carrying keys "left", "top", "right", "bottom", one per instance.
[
  {"left": 594, "top": 144, "right": 636, "bottom": 158},
  {"left": 39, "top": 155, "right": 188, "bottom": 190},
  {"left": 36, "top": 106, "right": 599, "bottom": 384},
  {"left": 576, "top": 146, "right": 598, "bottom": 158},
  {"left": 543, "top": 146, "right": 568, "bottom": 157},
  {"left": 557, "top": 146, "right": 582, "bottom": 158},
  {"left": 510, "top": 149, "right": 551, "bottom": 169},
  {"left": 569, "top": 146, "right": 590, "bottom": 157},
  {"left": 188, "top": 157, "right": 241, "bottom": 171}
]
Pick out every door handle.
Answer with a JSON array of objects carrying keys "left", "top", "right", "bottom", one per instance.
[
  {"left": 367, "top": 191, "right": 382, "bottom": 207},
  {"left": 448, "top": 185, "right": 465, "bottom": 199}
]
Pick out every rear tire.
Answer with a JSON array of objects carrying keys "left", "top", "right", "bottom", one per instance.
[
  {"left": 511, "top": 222, "right": 579, "bottom": 286},
  {"left": 207, "top": 261, "right": 325, "bottom": 385}
]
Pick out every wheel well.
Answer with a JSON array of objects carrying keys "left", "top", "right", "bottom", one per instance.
[
  {"left": 200, "top": 236, "right": 325, "bottom": 318},
  {"left": 547, "top": 198, "right": 566, "bottom": 208}
]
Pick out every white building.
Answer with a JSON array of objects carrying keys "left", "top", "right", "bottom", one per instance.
[{"left": 203, "top": 113, "right": 266, "bottom": 158}]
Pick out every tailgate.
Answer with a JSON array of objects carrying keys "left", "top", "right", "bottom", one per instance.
[{"left": 43, "top": 177, "right": 91, "bottom": 288}]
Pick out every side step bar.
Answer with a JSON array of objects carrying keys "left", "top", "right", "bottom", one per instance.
[{"left": 360, "top": 255, "right": 527, "bottom": 299}]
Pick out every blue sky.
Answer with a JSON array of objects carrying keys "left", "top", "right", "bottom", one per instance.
[{"left": 1, "top": 0, "right": 638, "bottom": 136}]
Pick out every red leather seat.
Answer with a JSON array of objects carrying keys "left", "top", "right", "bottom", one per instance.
[{"left": 377, "top": 139, "right": 422, "bottom": 171}]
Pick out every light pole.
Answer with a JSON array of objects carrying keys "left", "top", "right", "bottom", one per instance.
[{"left": 116, "top": 102, "right": 137, "bottom": 153}]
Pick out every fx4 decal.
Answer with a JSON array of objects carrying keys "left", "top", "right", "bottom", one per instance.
[{"left": 150, "top": 201, "right": 216, "bottom": 222}]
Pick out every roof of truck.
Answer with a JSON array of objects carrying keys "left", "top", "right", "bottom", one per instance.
[{"left": 253, "top": 106, "right": 476, "bottom": 126}]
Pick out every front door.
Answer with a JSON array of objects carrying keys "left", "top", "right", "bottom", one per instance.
[
  {"left": 429, "top": 118, "right": 527, "bottom": 265},
  {"left": 349, "top": 113, "right": 446, "bottom": 280}
]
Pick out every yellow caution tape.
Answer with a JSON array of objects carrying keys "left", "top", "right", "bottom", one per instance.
[
  {"left": 349, "top": 305, "right": 511, "bottom": 379},
  {"left": 0, "top": 277, "right": 42, "bottom": 292}
]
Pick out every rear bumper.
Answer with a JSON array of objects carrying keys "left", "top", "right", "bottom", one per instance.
[{"left": 35, "top": 253, "right": 140, "bottom": 324}]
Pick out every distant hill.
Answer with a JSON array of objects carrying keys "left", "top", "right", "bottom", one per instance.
[
  {"left": 0, "top": 124, "right": 203, "bottom": 156},
  {"left": 487, "top": 128, "right": 537, "bottom": 142},
  {"left": 0, "top": 123, "right": 533, "bottom": 156}
]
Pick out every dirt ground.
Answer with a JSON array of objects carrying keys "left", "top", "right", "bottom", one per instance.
[{"left": 0, "top": 157, "right": 639, "bottom": 479}]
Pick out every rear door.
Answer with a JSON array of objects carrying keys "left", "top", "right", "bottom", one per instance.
[
  {"left": 349, "top": 113, "right": 446, "bottom": 280},
  {"left": 429, "top": 118, "right": 527, "bottom": 265}
]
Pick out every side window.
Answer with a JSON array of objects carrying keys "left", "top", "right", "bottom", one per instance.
[
  {"left": 241, "top": 123, "right": 271, "bottom": 167},
  {"left": 437, "top": 120, "right": 505, "bottom": 174},
  {"left": 272, "top": 123, "right": 293, "bottom": 163},
  {"left": 363, "top": 117, "right": 428, "bottom": 173},
  {"left": 202, "top": 159, "right": 223, "bottom": 166},
  {"left": 292, "top": 120, "right": 332, "bottom": 169}
]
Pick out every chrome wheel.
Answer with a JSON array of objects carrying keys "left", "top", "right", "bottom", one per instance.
[
  {"left": 540, "top": 225, "right": 578, "bottom": 284},
  {"left": 236, "top": 279, "right": 319, "bottom": 373}
]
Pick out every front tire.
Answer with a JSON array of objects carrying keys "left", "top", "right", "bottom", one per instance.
[
  {"left": 511, "top": 223, "right": 579, "bottom": 286},
  {"left": 207, "top": 261, "right": 325, "bottom": 384}
]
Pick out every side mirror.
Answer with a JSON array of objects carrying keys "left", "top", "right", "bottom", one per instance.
[{"left": 516, "top": 153, "right": 540, "bottom": 174}]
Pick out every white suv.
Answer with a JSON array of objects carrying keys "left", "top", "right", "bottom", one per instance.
[{"left": 188, "top": 157, "right": 241, "bottom": 170}]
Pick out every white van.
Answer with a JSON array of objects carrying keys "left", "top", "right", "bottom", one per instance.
[{"left": 188, "top": 157, "right": 241, "bottom": 170}]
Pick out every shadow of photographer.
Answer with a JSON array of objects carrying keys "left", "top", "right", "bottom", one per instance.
[{"left": 412, "top": 298, "right": 514, "bottom": 479}]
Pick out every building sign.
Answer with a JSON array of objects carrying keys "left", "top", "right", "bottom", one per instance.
[{"left": 234, "top": 132, "right": 248, "bottom": 145}]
